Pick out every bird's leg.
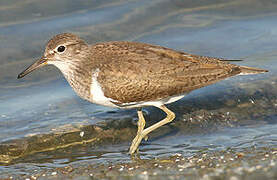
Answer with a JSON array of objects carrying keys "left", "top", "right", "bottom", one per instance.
[
  {"left": 129, "top": 108, "right": 146, "bottom": 154},
  {"left": 129, "top": 105, "right": 176, "bottom": 154},
  {"left": 137, "top": 108, "right": 146, "bottom": 137}
]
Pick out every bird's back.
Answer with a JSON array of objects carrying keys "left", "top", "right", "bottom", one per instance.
[{"left": 88, "top": 41, "right": 266, "bottom": 105}]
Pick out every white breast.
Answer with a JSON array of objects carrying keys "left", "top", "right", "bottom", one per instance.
[{"left": 90, "top": 69, "right": 118, "bottom": 107}]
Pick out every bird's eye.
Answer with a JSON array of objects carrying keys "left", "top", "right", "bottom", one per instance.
[{"left": 57, "top": 45, "right": 66, "bottom": 53}]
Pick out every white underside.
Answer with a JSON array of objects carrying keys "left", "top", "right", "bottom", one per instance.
[
  {"left": 116, "top": 94, "right": 185, "bottom": 108},
  {"left": 90, "top": 69, "right": 119, "bottom": 107}
]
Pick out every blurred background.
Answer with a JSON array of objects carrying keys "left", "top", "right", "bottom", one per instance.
[{"left": 0, "top": 0, "right": 276, "bottom": 179}]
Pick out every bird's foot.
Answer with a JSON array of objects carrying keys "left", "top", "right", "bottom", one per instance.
[{"left": 129, "top": 132, "right": 145, "bottom": 154}]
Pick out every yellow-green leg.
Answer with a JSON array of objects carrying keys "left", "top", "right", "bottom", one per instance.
[
  {"left": 129, "top": 108, "right": 146, "bottom": 154},
  {"left": 129, "top": 105, "right": 176, "bottom": 154}
]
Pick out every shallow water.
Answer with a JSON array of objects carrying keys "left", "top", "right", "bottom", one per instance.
[{"left": 0, "top": 0, "right": 276, "bottom": 178}]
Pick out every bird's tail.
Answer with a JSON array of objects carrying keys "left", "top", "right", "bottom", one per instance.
[{"left": 239, "top": 66, "right": 268, "bottom": 75}]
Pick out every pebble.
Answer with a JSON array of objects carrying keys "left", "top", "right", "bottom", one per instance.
[
  {"left": 119, "top": 166, "right": 124, "bottom": 171},
  {"left": 80, "top": 131, "right": 84, "bottom": 137},
  {"left": 249, "top": 99, "right": 255, "bottom": 104},
  {"left": 230, "top": 176, "right": 239, "bottom": 180}
]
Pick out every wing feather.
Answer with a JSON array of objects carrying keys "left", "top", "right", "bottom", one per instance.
[{"left": 91, "top": 41, "right": 240, "bottom": 103}]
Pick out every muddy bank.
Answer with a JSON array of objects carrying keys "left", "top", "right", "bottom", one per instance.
[{"left": 2, "top": 146, "right": 276, "bottom": 180}]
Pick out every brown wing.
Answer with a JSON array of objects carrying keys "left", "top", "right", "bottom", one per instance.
[{"left": 91, "top": 41, "right": 241, "bottom": 103}]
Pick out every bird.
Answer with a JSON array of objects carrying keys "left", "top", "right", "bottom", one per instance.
[{"left": 17, "top": 33, "right": 268, "bottom": 154}]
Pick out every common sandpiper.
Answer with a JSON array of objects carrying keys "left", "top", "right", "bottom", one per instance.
[{"left": 17, "top": 33, "right": 268, "bottom": 154}]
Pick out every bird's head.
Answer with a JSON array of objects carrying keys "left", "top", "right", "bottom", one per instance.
[{"left": 17, "top": 33, "right": 88, "bottom": 79}]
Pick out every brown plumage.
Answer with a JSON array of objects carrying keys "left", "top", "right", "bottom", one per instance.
[
  {"left": 17, "top": 33, "right": 268, "bottom": 154},
  {"left": 91, "top": 41, "right": 241, "bottom": 104}
]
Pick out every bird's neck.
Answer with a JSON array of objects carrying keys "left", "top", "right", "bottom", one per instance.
[{"left": 52, "top": 61, "right": 92, "bottom": 101}]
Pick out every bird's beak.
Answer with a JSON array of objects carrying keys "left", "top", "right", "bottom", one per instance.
[{"left": 17, "top": 57, "right": 48, "bottom": 79}]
